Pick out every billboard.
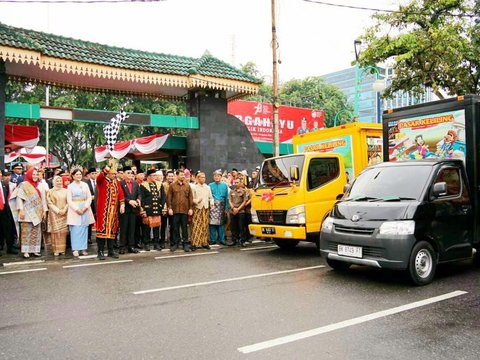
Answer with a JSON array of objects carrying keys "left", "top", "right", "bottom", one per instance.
[
  {"left": 387, "top": 110, "right": 466, "bottom": 162},
  {"left": 228, "top": 100, "right": 324, "bottom": 143}
]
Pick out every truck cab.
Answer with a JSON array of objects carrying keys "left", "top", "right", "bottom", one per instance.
[{"left": 249, "top": 153, "right": 347, "bottom": 251}]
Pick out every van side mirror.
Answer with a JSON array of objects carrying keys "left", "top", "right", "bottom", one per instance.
[
  {"left": 290, "top": 166, "right": 299, "bottom": 181},
  {"left": 433, "top": 182, "right": 448, "bottom": 197}
]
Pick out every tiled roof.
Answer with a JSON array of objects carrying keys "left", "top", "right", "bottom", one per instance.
[{"left": 0, "top": 22, "right": 261, "bottom": 84}]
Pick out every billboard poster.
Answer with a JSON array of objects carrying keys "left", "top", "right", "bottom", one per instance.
[
  {"left": 387, "top": 110, "right": 466, "bottom": 162},
  {"left": 227, "top": 100, "right": 324, "bottom": 143},
  {"left": 296, "top": 135, "right": 354, "bottom": 179}
]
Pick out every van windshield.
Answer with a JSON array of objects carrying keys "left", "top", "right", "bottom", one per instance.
[
  {"left": 346, "top": 165, "right": 432, "bottom": 201},
  {"left": 260, "top": 155, "right": 304, "bottom": 187}
]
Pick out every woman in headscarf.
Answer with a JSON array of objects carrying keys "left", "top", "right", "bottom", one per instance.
[
  {"left": 46, "top": 175, "right": 68, "bottom": 256},
  {"left": 16, "top": 167, "right": 48, "bottom": 258},
  {"left": 62, "top": 175, "right": 70, "bottom": 189},
  {"left": 67, "top": 167, "right": 95, "bottom": 257}
]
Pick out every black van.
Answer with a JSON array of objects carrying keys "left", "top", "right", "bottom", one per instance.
[{"left": 320, "top": 95, "right": 480, "bottom": 285}]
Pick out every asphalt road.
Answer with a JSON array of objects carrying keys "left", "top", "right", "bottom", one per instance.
[{"left": 1, "top": 242, "right": 479, "bottom": 360}]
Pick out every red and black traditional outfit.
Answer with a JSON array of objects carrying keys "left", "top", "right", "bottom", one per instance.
[{"left": 95, "top": 170, "right": 125, "bottom": 259}]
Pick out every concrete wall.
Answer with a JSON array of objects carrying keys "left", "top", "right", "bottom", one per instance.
[{"left": 187, "top": 90, "right": 264, "bottom": 180}]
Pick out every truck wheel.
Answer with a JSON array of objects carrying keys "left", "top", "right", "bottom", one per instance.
[
  {"left": 273, "top": 239, "right": 299, "bottom": 250},
  {"left": 315, "top": 237, "right": 321, "bottom": 256},
  {"left": 326, "top": 258, "right": 351, "bottom": 271},
  {"left": 408, "top": 241, "right": 436, "bottom": 286}
]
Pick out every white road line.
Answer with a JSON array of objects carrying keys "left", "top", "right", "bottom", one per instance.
[
  {"left": 2, "top": 260, "right": 45, "bottom": 267},
  {"left": 63, "top": 260, "right": 133, "bottom": 268},
  {"left": 238, "top": 290, "right": 468, "bottom": 354},
  {"left": 154, "top": 251, "right": 219, "bottom": 260},
  {"left": 240, "top": 246, "right": 278, "bottom": 251},
  {"left": 133, "top": 265, "right": 325, "bottom": 295},
  {"left": 0, "top": 268, "right": 48, "bottom": 275}
]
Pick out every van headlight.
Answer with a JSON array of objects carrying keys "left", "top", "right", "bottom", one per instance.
[
  {"left": 379, "top": 220, "right": 415, "bottom": 235},
  {"left": 251, "top": 208, "right": 259, "bottom": 223},
  {"left": 286, "top": 205, "right": 305, "bottom": 224},
  {"left": 322, "top": 216, "right": 334, "bottom": 231}
]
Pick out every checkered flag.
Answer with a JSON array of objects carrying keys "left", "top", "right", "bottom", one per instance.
[{"left": 104, "top": 109, "right": 129, "bottom": 151}]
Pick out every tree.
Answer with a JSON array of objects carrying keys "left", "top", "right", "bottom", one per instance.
[{"left": 358, "top": 0, "right": 478, "bottom": 99}]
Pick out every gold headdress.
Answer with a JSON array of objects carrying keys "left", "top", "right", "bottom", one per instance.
[
  {"left": 70, "top": 164, "right": 83, "bottom": 174},
  {"left": 108, "top": 158, "right": 119, "bottom": 174}
]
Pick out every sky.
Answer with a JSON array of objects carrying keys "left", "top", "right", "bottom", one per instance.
[{"left": 0, "top": 0, "right": 401, "bottom": 82}]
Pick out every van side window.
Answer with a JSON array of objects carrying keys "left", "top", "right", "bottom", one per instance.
[
  {"left": 307, "top": 158, "right": 340, "bottom": 190},
  {"left": 434, "top": 167, "right": 461, "bottom": 196}
]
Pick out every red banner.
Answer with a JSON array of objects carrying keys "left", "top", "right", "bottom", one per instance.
[{"left": 228, "top": 100, "right": 324, "bottom": 143}]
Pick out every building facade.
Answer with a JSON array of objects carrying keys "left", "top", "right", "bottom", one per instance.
[{"left": 321, "top": 66, "right": 433, "bottom": 124}]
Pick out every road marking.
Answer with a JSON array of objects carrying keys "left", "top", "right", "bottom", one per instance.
[
  {"left": 155, "top": 251, "right": 219, "bottom": 260},
  {"left": 238, "top": 290, "right": 468, "bottom": 354},
  {"left": 133, "top": 265, "right": 324, "bottom": 295},
  {"left": 2, "top": 259, "right": 46, "bottom": 267},
  {"left": 63, "top": 260, "right": 133, "bottom": 268},
  {"left": 78, "top": 254, "right": 98, "bottom": 260},
  {"left": 0, "top": 268, "right": 48, "bottom": 275},
  {"left": 240, "top": 246, "right": 277, "bottom": 251}
]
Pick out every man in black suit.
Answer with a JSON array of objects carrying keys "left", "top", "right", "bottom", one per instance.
[
  {"left": 119, "top": 166, "right": 141, "bottom": 254},
  {"left": 83, "top": 167, "right": 97, "bottom": 244},
  {"left": 0, "top": 170, "right": 18, "bottom": 256}
]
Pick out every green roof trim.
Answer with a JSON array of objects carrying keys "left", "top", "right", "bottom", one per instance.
[
  {"left": 150, "top": 114, "right": 198, "bottom": 129},
  {"left": 255, "top": 142, "right": 293, "bottom": 156},
  {"left": 5, "top": 102, "right": 40, "bottom": 119},
  {"left": 161, "top": 136, "right": 187, "bottom": 150},
  {"left": 0, "top": 22, "right": 261, "bottom": 84}
]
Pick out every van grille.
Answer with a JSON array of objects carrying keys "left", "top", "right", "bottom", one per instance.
[
  {"left": 334, "top": 225, "right": 375, "bottom": 236},
  {"left": 257, "top": 210, "right": 287, "bottom": 225},
  {"left": 327, "top": 242, "right": 385, "bottom": 258}
]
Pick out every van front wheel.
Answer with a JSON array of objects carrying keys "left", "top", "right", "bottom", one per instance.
[
  {"left": 408, "top": 241, "right": 436, "bottom": 286},
  {"left": 273, "top": 239, "right": 299, "bottom": 250}
]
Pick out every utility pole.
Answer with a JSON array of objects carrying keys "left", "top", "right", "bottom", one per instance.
[{"left": 271, "top": 0, "right": 280, "bottom": 157}]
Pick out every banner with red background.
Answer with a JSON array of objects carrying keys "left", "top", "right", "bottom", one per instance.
[{"left": 228, "top": 100, "right": 324, "bottom": 143}]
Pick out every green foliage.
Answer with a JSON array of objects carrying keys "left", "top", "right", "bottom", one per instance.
[{"left": 358, "top": 0, "right": 478, "bottom": 98}]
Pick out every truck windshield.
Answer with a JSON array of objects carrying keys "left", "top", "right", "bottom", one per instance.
[
  {"left": 260, "top": 155, "right": 304, "bottom": 187},
  {"left": 346, "top": 165, "right": 432, "bottom": 201}
]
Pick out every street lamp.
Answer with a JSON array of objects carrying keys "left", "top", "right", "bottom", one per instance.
[{"left": 353, "top": 40, "right": 386, "bottom": 122}]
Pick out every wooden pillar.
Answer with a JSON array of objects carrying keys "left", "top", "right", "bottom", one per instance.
[{"left": 0, "top": 60, "right": 5, "bottom": 170}]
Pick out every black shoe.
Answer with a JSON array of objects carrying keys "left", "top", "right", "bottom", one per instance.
[
  {"left": 118, "top": 248, "right": 126, "bottom": 255},
  {"left": 108, "top": 252, "right": 119, "bottom": 259},
  {"left": 153, "top": 244, "right": 160, "bottom": 251},
  {"left": 144, "top": 244, "right": 151, "bottom": 251},
  {"left": 160, "top": 244, "right": 165, "bottom": 250},
  {"left": 135, "top": 244, "right": 143, "bottom": 249},
  {"left": 98, "top": 251, "right": 106, "bottom": 260},
  {"left": 170, "top": 244, "right": 178, "bottom": 252},
  {"left": 184, "top": 246, "right": 191, "bottom": 252},
  {"left": 7, "top": 249, "right": 18, "bottom": 255},
  {"left": 202, "top": 245, "right": 211, "bottom": 250},
  {"left": 191, "top": 245, "right": 197, "bottom": 251},
  {"left": 128, "top": 247, "right": 139, "bottom": 253}
]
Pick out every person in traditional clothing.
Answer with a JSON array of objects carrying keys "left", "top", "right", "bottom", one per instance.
[
  {"left": 67, "top": 167, "right": 95, "bottom": 257},
  {"left": 46, "top": 175, "right": 68, "bottom": 256},
  {"left": 191, "top": 171, "right": 214, "bottom": 251},
  {"left": 83, "top": 167, "right": 97, "bottom": 244},
  {"left": 139, "top": 169, "right": 165, "bottom": 250},
  {"left": 95, "top": 163, "right": 125, "bottom": 260},
  {"left": 16, "top": 167, "right": 48, "bottom": 258},
  {"left": 167, "top": 169, "right": 194, "bottom": 252},
  {"left": 208, "top": 169, "right": 229, "bottom": 245}
]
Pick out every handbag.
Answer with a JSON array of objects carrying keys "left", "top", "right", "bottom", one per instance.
[{"left": 143, "top": 215, "right": 161, "bottom": 228}]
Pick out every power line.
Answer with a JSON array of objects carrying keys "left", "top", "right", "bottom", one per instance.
[{"left": 302, "top": 0, "right": 476, "bottom": 18}]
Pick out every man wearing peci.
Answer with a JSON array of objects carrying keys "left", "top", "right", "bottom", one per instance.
[{"left": 119, "top": 166, "right": 141, "bottom": 254}]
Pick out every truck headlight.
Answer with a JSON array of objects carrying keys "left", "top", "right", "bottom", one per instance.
[
  {"left": 379, "top": 220, "right": 415, "bottom": 235},
  {"left": 251, "top": 208, "right": 259, "bottom": 223},
  {"left": 286, "top": 205, "right": 305, "bottom": 224},
  {"left": 321, "top": 216, "right": 334, "bottom": 231}
]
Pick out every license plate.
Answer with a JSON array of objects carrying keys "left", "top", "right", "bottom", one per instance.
[
  {"left": 261, "top": 227, "right": 276, "bottom": 235},
  {"left": 338, "top": 244, "right": 362, "bottom": 258}
]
